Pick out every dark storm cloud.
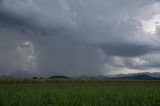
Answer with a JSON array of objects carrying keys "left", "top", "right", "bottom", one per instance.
[
  {"left": 0, "top": 10, "right": 38, "bottom": 32},
  {"left": 0, "top": 1, "right": 33, "bottom": 27},
  {"left": 0, "top": 0, "right": 160, "bottom": 76},
  {"left": 0, "top": 0, "right": 75, "bottom": 35},
  {"left": 0, "top": 9, "right": 61, "bottom": 36},
  {"left": 99, "top": 43, "right": 160, "bottom": 57}
]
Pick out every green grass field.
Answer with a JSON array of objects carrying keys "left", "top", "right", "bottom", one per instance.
[{"left": 0, "top": 79, "right": 160, "bottom": 106}]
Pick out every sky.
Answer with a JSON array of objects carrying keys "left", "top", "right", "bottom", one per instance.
[{"left": 0, "top": 0, "right": 160, "bottom": 76}]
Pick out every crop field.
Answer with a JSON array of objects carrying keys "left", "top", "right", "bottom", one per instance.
[{"left": 0, "top": 79, "right": 160, "bottom": 106}]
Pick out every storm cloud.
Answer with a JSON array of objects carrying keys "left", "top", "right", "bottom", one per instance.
[{"left": 0, "top": 0, "right": 160, "bottom": 76}]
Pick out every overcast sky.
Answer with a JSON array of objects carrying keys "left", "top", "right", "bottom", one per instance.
[{"left": 0, "top": 0, "right": 160, "bottom": 76}]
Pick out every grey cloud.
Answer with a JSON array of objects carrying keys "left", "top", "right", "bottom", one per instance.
[
  {"left": 105, "top": 53, "right": 160, "bottom": 72},
  {"left": 99, "top": 43, "right": 160, "bottom": 57},
  {"left": 0, "top": 0, "right": 160, "bottom": 76},
  {"left": 139, "top": 54, "right": 160, "bottom": 68},
  {"left": 0, "top": 0, "right": 75, "bottom": 35}
]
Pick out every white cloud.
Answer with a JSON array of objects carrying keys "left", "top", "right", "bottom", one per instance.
[{"left": 16, "top": 41, "right": 37, "bottom": 72}]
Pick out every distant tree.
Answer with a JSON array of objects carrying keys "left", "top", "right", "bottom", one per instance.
[
  {"left": 33, "top": 77, "right": 38, "bottom": 79},
  {"left": 48, "top": 76, "right": 71, "bottom": 79}
]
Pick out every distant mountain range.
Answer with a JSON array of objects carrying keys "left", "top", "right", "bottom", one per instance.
[
  {"left": 0, "top": 71, "right": 160, "bottom": 79},
  {"left": 106, "top": 72, "right": 160, "bottom": 79},
  {"left": 78, "top": 72, "right": 160, "bottom": 80}
]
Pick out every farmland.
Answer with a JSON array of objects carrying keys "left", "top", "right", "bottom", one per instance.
[{"left": 0, "top": 79, "right": 160, "bottom": 106}]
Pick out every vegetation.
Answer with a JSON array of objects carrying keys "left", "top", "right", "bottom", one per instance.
[
  {"left": 0, "top": 79, "right": 160, "bottom": 106},
  {"left": 48, "top": 75, "right": 71, "bottom": 79}
]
